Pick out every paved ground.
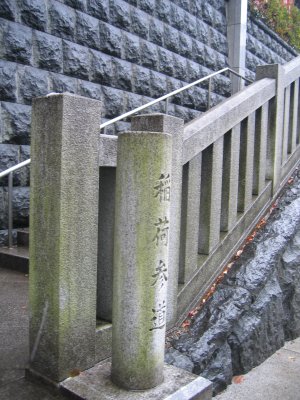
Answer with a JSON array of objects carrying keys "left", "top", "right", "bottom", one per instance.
[
  {"left": 1, "top": 266, "right": 300, "bottom": 400},
  {"left": 0, "top": 267, "right": 66, "bottom": 400},
  {"left": 215, "top": 337, "right": 300, "bottom": 400}
]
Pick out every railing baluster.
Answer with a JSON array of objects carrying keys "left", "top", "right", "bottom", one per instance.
[
  {"left": 207, "top": 77, "right": 212, "bottom": 110},
  {"left": 198, "top": 136, "right": 224, "bottom": 254},
  {"left": 298, "top": 78, "right": 300, "bottom": 145},
  {"left": 256, "top": 64, "right": 284, "bottom": 192},
  {"left": 238, "top": 113, "right": 255, "bottom": 212},
  {"left": 179, "top": 155, "right": 202, "bottom": 284},
  {"left": 8, "top": 172, "right": 13, "bottom": 248},
  {"left": 221, "top": 125, "right": 240, "bottom": 232},
  {"left": 282, "top": 85, "right": 291, "bottom": 163},
  {"left": 253, "top": 103, "right": 268, "bottom": 195},
  {"left": 289, "top": 80, "right": 299, "bottom": 154},
  {"left": 165, "top": 97, "right": 169, "bottom": 114}
]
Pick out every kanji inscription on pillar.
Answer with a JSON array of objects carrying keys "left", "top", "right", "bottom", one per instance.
[
  {"left": 151, "top": 260, "right": 168, "bottom": 289},
  {"left": 150, "top": 301, "right": 166, "bottom": 331},
  {"left": 154, "top": 173, "right": 171, "bottom": 202},
  {"left": 152, "top": 216, "right": 170, "bottom": 246}
]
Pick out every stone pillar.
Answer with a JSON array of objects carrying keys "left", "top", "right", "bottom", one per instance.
[
  {"left": 131, "top": 114, "right": 184, "bottom": 327},
  {"left": 256, "top": 64, "right": 285, "bottom": 193},
  {"left": 29, "top": 93, "right": 101, "bottom": 382},
  {"left": 226, "top": 0, "right": 247, "bottom": 93},
  {"left": 112, "top": 128, "right": 172, "bottom": 390}
]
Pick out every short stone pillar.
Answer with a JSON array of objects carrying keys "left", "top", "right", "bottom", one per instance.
[
  {"left": 256, "top": 64, "right": 285, "bottom": 193},
  {"left": 111, "top": 129, "right": 172, "bottom": 390},
  {"left": 29, "top": 93, "right": 101, "bottom": 382}
]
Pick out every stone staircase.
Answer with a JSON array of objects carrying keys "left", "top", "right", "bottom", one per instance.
[{"left": 0, "top": 228, "right": 29, "bottom": 273}]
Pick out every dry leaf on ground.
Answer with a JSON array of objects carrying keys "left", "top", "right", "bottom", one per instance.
[{"left": 232, "top": 375, "right": 245, "bottom": 384}]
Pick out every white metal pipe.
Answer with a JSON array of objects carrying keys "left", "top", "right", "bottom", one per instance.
[
  {"left": 0, "top": 158, "right": 31, "bottom": 179},
  {"left": 208, "top": 77, "right": 212, "bottom": 110},
  {"left": 8, "top": 172, "right": 13, "bottom": 248}
]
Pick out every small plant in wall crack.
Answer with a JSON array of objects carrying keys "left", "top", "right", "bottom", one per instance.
[{"left": 249, "top": 0, "right": 300, "bottom": 51}]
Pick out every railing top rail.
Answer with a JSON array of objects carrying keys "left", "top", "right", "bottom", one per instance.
[
  {"left": 283, "top": 55, "right": 300, "bottom": 74},
  {"left": 0, "top": 158, "right": 31, "bottom": 179},
  {"left": 283, "top": 55, "right": 300, "bottom": 87},
  {"left": 182, "top": 77, "right": 276, "bottom": 164},
  {"left": 99, "top": 67, "right": 252, "bottom": 130}
]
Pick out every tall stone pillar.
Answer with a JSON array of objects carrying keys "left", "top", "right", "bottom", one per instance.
[
  {"left": 111, "top": 128, "right": 172, "bottom": 390},
  {"left": 29, "top": 93, "right": 101, "bottom": 382},
  {"left": 226, "top": 0, "right": 248, "bottom": 93},
  {"left": 131, "top": 114, "right": 184, "bottom": 327}
]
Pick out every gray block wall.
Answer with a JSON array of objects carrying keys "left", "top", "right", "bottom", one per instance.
[
  {"left": 246, "top": 16, "right": 298, "bottom": 81},
  {"left": 0, "top": 1, "right": 297, "bottom": 238}
]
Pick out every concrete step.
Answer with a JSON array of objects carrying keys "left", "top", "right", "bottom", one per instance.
[
  {"left": 0, "top": 246, "right": 29, "bottom": 273},
  {"left": 17, "top": 228, "right": 29, "bottom": 246}
]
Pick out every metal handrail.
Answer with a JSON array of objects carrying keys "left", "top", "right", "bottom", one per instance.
[
  {"left": 0, "top": 159, "right": 31, "bottom": 248},
  {"left": 0, "top": 67, "right": 252, "bottom": 248},
  {"left": 0, "top": 158, "right": 31, "bottom": 179},
  {"left": 0, "top": 160, "right": 31, "bottom": 248},
  {"left": 100, "top": 67, "right": 252, "bottom": 129}
]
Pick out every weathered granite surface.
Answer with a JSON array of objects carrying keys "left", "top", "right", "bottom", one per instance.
[
  {"left": 166, "top": 172, "right": 300, "bottom": 395},
  {"left": 29, "top": 93, "right": 101, "bottom": 382},
  {"left": 112, "top": 129, "right": 172, "bottom": 389}
]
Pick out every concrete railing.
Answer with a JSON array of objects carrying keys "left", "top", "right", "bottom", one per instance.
[
  {"left": 28, "top": 56, "right": 300, "bottom": 389},
  {"left": 177, "top": 57, "right": 300, "bottom": 318},
  {"left": 96, "top": 56, "right": 300, "bottom": 321}
]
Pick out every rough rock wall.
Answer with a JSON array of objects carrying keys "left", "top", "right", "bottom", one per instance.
[
  {"left": 166, "top": 175, "right": 300, "bottom": 395},
  {"left": 0, "top": 1, "right": 297, "bottom": 240}
]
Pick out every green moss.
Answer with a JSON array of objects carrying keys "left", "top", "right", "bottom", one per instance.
[{"left": 250, "top": 0, "right": 300, "bottom": 52}]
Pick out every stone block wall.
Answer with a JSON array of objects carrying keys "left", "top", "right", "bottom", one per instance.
[
  {"left": 0, "top": 0, "right": 297, "bottom": 239},
  {"left": 246, "top": 16, "right": 298, "bottom": 81}
]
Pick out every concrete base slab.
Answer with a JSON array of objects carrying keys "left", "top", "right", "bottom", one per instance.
[{"left": 60, "top": 361, "right": 212, "bottom": 400}]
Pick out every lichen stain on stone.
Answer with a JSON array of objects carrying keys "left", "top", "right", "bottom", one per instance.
[{"left": 59, "top": 286, "right": 69, "bottom": 310}]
